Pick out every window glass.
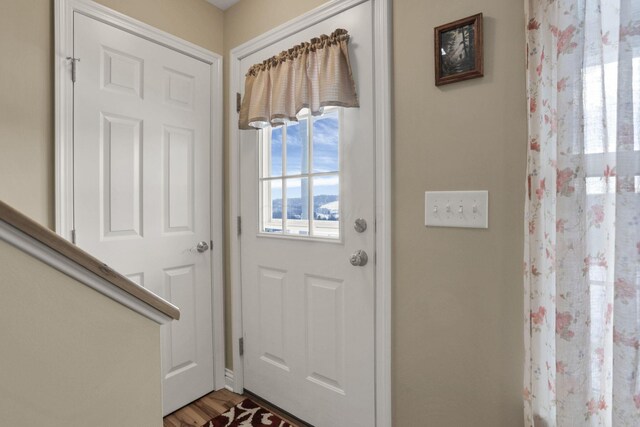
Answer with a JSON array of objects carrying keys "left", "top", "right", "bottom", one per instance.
[
  {"left": 313, "top": 111, "right": 339, "bottom": 173},
  {"left": 286, "top": 119, "right": 309, "bottom": 175},
  {"left": 261, "top": 180, "right": 282, "bottom": 234},
  {"left": 259, "top": 109, "right": 340, "bottom": 239},
  {"left": 269, "top": 127, "right": 283, "bottom": 177},
  {"left": 312, "top": 175, "right": 339, "bottom": 238},
  {"left": 285, "top": 177, "right": 309, "bottom": 236}
]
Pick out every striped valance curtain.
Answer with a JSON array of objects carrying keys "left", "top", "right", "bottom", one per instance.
[{"left": 238, "top": 29, "right": 359, "bottom": 130}]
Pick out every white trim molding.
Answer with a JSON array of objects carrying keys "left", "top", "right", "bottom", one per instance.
[
  {"left": 209, "top": 50, "right": 227, "bottom": 392},
  {"left": 229, "top": 1, "right": 392, "bottom": 425},
  {"left": 372, "top": 1, "right": 393, "bottom": 425},
  {"left": 54, "top": 0, "right": 226, "bottom": 391},
  {"left": 224, "top": 368, "right": 235, "bottom": 391}
]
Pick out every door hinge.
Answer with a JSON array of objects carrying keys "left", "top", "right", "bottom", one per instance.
[
  {"left": 66, "top": 57, "right": 80, "bottom": 83},
  {"left": 236, "top": 92, "right": 241, "bottom": 113},
  {"left": 237, "top": 216, "right": 242, "bottom": 235},
  {"left": 239, "top": 337, "right": 244, "bottom": 356},
  {"left": 210, "top": 240, "right": 213, "bottom": 251},
  {"left": 71, "top": 229, "right": 76, "bottom": 244}
]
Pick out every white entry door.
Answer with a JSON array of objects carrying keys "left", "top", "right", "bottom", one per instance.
[
  {"left": 239, "top": 2, "right": 375, "bottom": 426},
  {"left": 72, "top": 13, "right": 214, "bottom": 415}
]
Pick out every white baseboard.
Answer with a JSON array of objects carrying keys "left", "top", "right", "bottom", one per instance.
[{"left": 225, "top": 368, "right": 235, "bottom": 391}]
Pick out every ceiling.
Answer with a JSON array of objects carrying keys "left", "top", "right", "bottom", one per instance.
[{"left": 206, "top": 0, "right": 240, "bottom": 10}]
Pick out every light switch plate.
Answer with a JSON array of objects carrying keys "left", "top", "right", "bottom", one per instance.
[{"left": 424, "top": 191, "right": 488, "bottom": 229}]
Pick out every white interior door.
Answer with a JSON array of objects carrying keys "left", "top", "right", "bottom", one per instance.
[
  {"left": 239, "top": 3, "right": 375, "bottom": 426},
  {"left": 72, "top": 13, "right": 215, "bottom": 415}
]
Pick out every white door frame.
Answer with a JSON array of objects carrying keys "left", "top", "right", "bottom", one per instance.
[
  {"left": 228, "top": 0, "right": 392, "bottom": 425},
  {"left": 54, "top": 0, "right": 226, "bottom": 391}
]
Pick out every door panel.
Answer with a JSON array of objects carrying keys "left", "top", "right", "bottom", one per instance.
[
  {"left": 101, "top": 114, "right": 143, "bottom": 238},
  {"left": 102, "top": 46, "right": 143, "bottom": 96},
  {"left": 164, "top": 126, "right": 195, "bottom": 232},
  {"left": 73, "top": 12, "right": 214, "bottom": 415},
  {"left": 258, "top": 267, "right": 289, "bottom": 370},
  {"left": 305, "top": 274, "right": 345, "bottom": 394},
  {"left": 239, "top": 2, "right": 375, "bottom": 426},
  {"left": 164, "top": 265, "right": 197, "bottom": 375}
]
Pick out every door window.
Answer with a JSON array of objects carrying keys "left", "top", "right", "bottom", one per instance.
[{"left": 259, "top": 108, "right": 341, "bottom": 239}]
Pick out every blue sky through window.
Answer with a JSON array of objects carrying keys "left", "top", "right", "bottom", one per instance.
[
  {"left": 313, "top": 112, "right": 339, "bottom": 173},
  {"left": 271, "top": 127, "right": 283, "bottom": 176},
  {"left": 270, "top": 112, "right": 339, "bottom": 180},
  {"left": 286, "top": 119, "right": 308, "bottom": 175}
]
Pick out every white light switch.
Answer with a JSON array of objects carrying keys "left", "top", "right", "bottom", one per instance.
[{"left": 425, "top": 191, "right": 488, "bottom": 229}]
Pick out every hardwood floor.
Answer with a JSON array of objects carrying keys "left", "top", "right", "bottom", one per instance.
[
  {"left": 163, "top": 389, "right": 307, "bottom": 427},
  {"left": 163, "top": 389, "right": 244, "bottom": 427}
]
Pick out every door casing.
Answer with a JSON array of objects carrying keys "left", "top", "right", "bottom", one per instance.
[
  {"left": 228, "top": 1, "right": 392, "bottom": 425},
  {"left": 54, "top": 0, "right": 226, "bottom": 392}
]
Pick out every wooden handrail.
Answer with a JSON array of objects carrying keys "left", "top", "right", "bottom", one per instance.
[{"left": 0, "top": 200, "right": 180, "bottom": 321}]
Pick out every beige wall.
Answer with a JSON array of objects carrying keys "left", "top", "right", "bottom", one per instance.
[
  {"left": 0, "top": 1, "right": 54, "bottom": 227},
  {"left": 393, "top": 0, "right": 525, "bottom": 425},
  {"left": 96, "top": 0, "right": 224, "bottom": 54},
  {"left": 224, "top": 0, "right": 526, "bottom": 425},
  {"left": 0, "top": 239, "right": 162, "bottom": 426},
  {"left": 0, "top": 0, "right": 223, "bottom": 228},
  {"left": 1, "top": 0, "right": 527, "bottom": 425}
]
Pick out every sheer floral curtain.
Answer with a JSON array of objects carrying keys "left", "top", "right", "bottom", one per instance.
[{"left": 524, "top": 0, "right": 640, "bottom": 425}]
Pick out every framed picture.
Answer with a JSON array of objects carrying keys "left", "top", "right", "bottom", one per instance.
[{"left": 434, "top": 13, "right": 483, "bottom": 86}]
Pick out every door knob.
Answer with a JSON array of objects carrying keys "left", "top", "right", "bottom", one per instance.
[
  {"left": 349, "top": 249, "right": 368, "bottom": 266},
  {"left": 354, "top": 218, "right": 367, "bottom": 233},
  {"left": 196, "top": 241, "right": 209, "bottom": 253}
]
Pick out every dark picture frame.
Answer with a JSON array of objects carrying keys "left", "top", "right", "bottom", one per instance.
[{"left": 434, "top": 13, "right": 484, "bottom": 86}]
